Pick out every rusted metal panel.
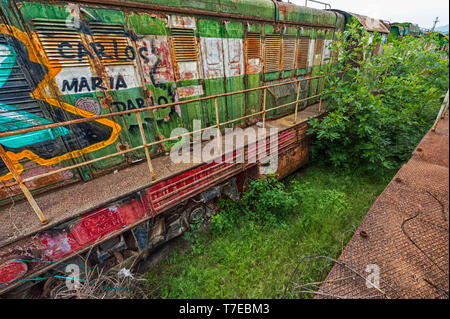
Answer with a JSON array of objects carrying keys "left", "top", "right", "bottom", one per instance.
[
  {"left": 281, "top": 34, "right": 296, "bottom": 71},
  {"left": 313, "top": 38, "right": 324, "bottom": 66},
  {"left": 200, "top": 37, "right": 224, "bottom": 79},
  {"left": 274, "top": 0, "right": 342, "bottom": 28},
  {"left": 32, "top": 18, "right": 89, "bottom": 67},
  {"left": 332, "top": 10, "right": 390, "bottom": 34},
  {"left": 223, "top": 38, "right": 244, "bottom": 78},
  {"left": 296, "top": 36, "right": 310, "bottom": 70},
  {"left": 264, "top": 33, "right": 281, "bottom": 74},
  {"left": 321, "top": 39, "right": 332, "bottom": 64},
  {"left": 177, "top": 85, "right": 203, "bottom": 99},
  {"left": 246, "top": 32, "right": 262, "bottom": 74}
]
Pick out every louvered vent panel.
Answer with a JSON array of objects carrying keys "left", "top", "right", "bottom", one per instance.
[
  {"left": 313, "top": 38, "right": 324, "bottom": 66},
  {"left": 297, "top": 37, "right": 310, "bottom": 69},
  {"left": 0, "top": 35, "right": 45, "bottom": 132},
  {"left": 32, "top": 18, "right": 88, "bottom": 67},
  {"left": 171, "top": 28, "right": 197, "bottom": 63},
  {"left": 281, "top": 35, "right": 296, "bottom": 71},
  {"left": 89, "top": 22, "right": 131, "bottom": 66},
  {"left": 246, "top": 33, "right": 261, "bottom": 59},
  {"left": 264, "top": 34, "right": 281, "bottom": 73}
]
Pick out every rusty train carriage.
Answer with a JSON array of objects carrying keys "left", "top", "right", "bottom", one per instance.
[{"left": 0, "top": 0, "right": 392, "bottom": 297}]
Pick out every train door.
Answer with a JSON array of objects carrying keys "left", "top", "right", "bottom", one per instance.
[
  {"left": 168, "top": 15, "right": 206, "bottom": 133},
  {"left": 128, "top": 12, "right": 183, "bottom": 151},
  {"left": 244, "top": 23, "right": 263, "bottom": 125},
  {"left": 22, "top": 3, "right": 127, "bottom": 179},
  {"left": 28, "top": 6, "right": 125, "bottom": 176},
  {"left": 278, "top": 27, "right": 298, "bottom": 116},
  {"left": 82, "top": 7, "right": 160, "bottom": 166},
  {"left": 263, "top": 24, "right": 299, "bottom": 119},
  {"left": 310, "top": 29, "right": 325, "bottom": 104},
  {"left": 295, "top": 28, "right": 312, "bottom": 110},
  {"left": 263, "top": 24, "right": 281, "bottom": 120},
  {"left": 222, "top": 21, "right": 245, "bottom": 127},
  {"left": 197, "top": 18, "right": 227, "bottom": 129}
]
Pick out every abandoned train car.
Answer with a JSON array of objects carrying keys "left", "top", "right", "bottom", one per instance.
[{"left": 0, "top": 0, "right": 389, "bottom": 297}]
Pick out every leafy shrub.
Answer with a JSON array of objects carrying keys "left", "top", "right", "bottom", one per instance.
[
  {"left": 210, "top": 176, "right": 300, "bottom": 233},
  {"left": 308, "top": 20, "right": 449, "bottom": 172}
]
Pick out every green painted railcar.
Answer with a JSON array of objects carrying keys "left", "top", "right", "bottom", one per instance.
[
  {"left": 0, "top": 0, "right": 344, "bottom": 202},
  {"left": 388, "top": 22, "right": 423, "bottom": 42}
]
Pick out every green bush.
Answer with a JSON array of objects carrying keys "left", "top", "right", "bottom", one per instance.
[
  {"left": 308, "top": 20, "right": 449, "bottom": 172},
  {"left": 142, "top": 165, "right": 390, "bottom": 298},
  {"left": 210, "top": 176, "right": 300, "bottom": 233}
]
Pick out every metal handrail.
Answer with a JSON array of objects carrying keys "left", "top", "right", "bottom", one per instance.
[
  {"left": 305, "top": 0, "right": 331, "bottom": 10},
  {"left": 0, "top": 74, "right": 327, "bottom": 224}
]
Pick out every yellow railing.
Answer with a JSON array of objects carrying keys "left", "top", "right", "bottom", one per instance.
[{"left": 0, "top": 74, "right": 327, "bottom": 224}]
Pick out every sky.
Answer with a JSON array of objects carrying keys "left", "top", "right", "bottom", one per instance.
[{"left": 290, "top": 0, "right": 449, "bottom": 29}]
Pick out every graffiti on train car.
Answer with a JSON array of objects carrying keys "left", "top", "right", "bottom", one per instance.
[
  {"left": 57, "top": 39, "right": 143, "bottom": 63},
  {"left": 0, "top": 1, "right": 338, "bottom": 187},
  {"left": 0, "top": 25, "right": 121, "bottom": 182},
  {"left": 61, "top": 75, "right": 128, "bottom": 93}
]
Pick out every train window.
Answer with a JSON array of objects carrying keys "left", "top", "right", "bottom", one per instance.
[
  {"left": 296, "top": 37, "right": 310, "bottom": 69},
  {"left": 171, "top": 28, "right": 198, "bottom": 63},
  {"left": 246, "top": 32, "right": 261, "bottom": 60},
  {"left": 88, "top": 22, "right": 132, "bottom": 66},
  {"left": 313, "top": 38, "right": 324, "bottom": 66},
  {"left": 264, "top": 33, "right": 281, "bottom": 73},
  {"left": 32, "top": 18, "right": 89, "bottom": 67},
  {"left": 281, "top": 35, "right": 297, "bottom": 71}
]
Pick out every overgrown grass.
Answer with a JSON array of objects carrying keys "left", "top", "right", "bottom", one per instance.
[{"left": 142, "top": 164, "right": 394, "bottom": 298}]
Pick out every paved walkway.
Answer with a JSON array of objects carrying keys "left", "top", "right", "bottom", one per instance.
[{"left": 317, "top": 113, "right": 449, "bottom": 299}]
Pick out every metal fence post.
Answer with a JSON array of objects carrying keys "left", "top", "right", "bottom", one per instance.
[
  {"left": 318, "top": 75, "right": 326, "bottom": 114},
  {"left": 0, "top": 144, "right": 48, "bottom": 224},
  {"left": 262, "top": 87, "right": 267, "bottom": 128},
  {"left": 294, "top": 79, "right": 302, "bottom": 123},
  {"left": 136, "top": 111, "right": 156, "bottom": 181},
  {"left": 214, "top": 97, "right": 222, "bottom": 154}
]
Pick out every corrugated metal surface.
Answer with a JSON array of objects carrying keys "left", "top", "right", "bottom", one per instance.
[
  {"left": 333, "top": 10, "right": 390, "bottom": 34},
  {"left": 264, "top": 34, "right": 281, "bottom": 73},
  {"left": 0, "top": 36, "right": 44, "bottom": 123},
  {"left": 89, "top": 22, "right": 132, "bottom": 66},
  {"left": 33, "top": 18, "right": 89, "bottom": 67},
  {"left": 171, "top": 28, "right": 197, "bottom": 63},
  {"left": 296, "top": 37, "right": 310, "bottom": 69},
  {"left": 281, "top": 35, "right": 296, "bottom": 71},
  {"left": 246, "top": 32, "right": 261, "bottom": 59}
]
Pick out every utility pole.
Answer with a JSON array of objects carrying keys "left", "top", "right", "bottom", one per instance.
[{"left": 431, "top": 17, "right": 439, "bottom": 31}]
